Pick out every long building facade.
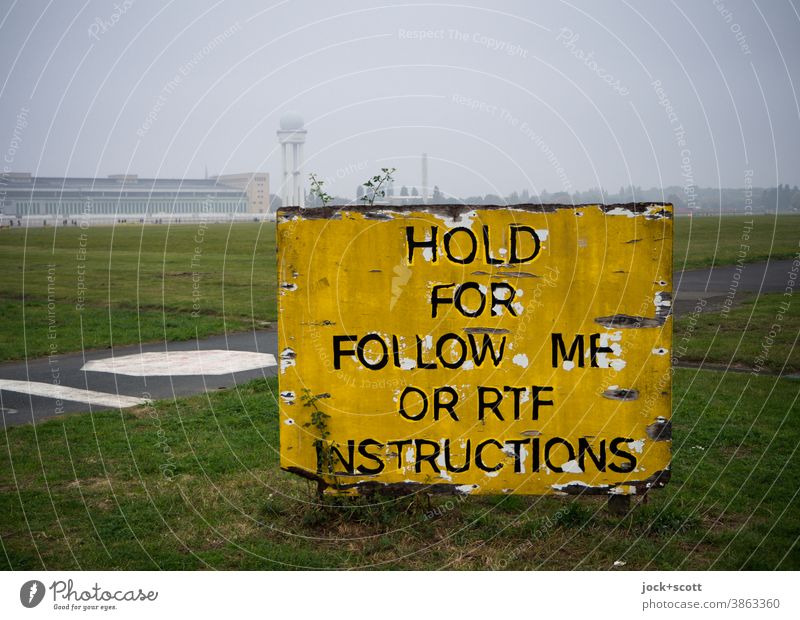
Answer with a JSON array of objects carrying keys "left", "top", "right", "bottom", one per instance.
[{"left": 0, "top": 172, "right": 270, "bottom": 219}]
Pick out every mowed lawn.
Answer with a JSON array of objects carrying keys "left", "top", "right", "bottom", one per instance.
[
  {"left": 674, "top": 213, "right": 800, "bottom": 270},
  {"left": 0, "top": 222, "right": 277, "bottom": 360},
  {"left": 1, "top": 369, "right": 797, "bottom": 570},
  {"left": 0, "top": 214, "right": 797, "bottom": 362}
]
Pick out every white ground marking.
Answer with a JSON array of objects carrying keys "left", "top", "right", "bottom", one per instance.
[
  {"left": 0, "top": 379, "right": 148, "bottom": 408},
  {"left": 80, "top": 350, "right": 277, "bottom": 376}
]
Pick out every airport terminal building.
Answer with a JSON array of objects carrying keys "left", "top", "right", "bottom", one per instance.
[{"left": 0, "top": 172, "right": 270, "bottom": 221}]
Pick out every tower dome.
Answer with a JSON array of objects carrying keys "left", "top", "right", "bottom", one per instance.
[{"left": 279, "top": 111, "right": 304, "bottom": 131}]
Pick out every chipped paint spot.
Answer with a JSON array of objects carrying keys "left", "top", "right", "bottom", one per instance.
[
  {"left": 602, "top": 388, "right": 639, "bottom": 401},
  {"left": 456, "top": 484, "right": 479, "bottom": 494},
  {"left": 280, "top": 391, "right": 296, "bottom": 405},
  {"left": 595, "top": 314, "right": 664, "bottom": 328},
  {"left": 512, "top": 353, "right": 529, "bottom": 368},
  {"left": 283, "top": 418, "right": 295, "bottom": 426},
  {"left": 652, "top": 347, "right": 668, "bottom": 355},
  {"left": 535, "top": 229, "right": 549, "bottom": 241},
  {"left": 463, "top": 327, "right": 510, "bottom": 335},
  {"left": 280, "top": 348, "right": 296, "bottom": 374},
  {"left": 604, "top": 207, "right": 637, "bottom": 218},
  {"left": 646, "top": 417, "right": 672, "bottom": 441},
  {"left": 627, "top": 439, "right": 645, "bottom": 454},
  {"left": 562, "top": 360, "right": 575, "bottom": 371},
  {"left": 561, "top": 459, "right": 582, "bottom": 473}
]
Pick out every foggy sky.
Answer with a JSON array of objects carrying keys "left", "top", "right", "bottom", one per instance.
[{"left": 1, "top": 0, "right": 799, "bottom": 199}]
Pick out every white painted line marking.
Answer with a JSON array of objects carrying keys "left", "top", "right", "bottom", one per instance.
[
  {"left": 81, "top": 350, "right": 277, "bottom": 377},
  {"left": 0, "top": 380, "right": 148, "bottom": 409}
]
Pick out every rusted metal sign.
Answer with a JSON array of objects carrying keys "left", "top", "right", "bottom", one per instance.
[{"left": 277, "top": 204, "right": 672, "bottom": 495}]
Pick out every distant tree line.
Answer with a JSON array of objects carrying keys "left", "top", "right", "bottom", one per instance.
[{"left": 294, "top": 184, "right": 800, "bottom": 212}]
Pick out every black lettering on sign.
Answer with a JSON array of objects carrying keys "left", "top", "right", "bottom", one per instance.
[
  {"left": 332, "top": 335, "right": 358, "bottom": 370},
  {"left": 406, "top": 225, "right": 438, "bottom": 262},
  {"left": 399, "top": 386, "right": 428, "bottom": 421},
  {"left": 578, "top": 438, "right": 606, "bottom": 472},
  {"left": 433, "top": 386, "right": 459, "bottom": 421},
  {"left": 509, "top": 225, "right": 541, "bottom": 263},
  {"left": 406, "top": 225, "right": 541, "bottom": 265},
  {"left": 544, "top": 437, "right": 576, "bottom": 473},
  {"left": 357, "top": 439, "right": 385, "bottom": 475},
  {"left": 443, "top": 227, "right": 478, "bottom": 264},
  {"left": 551, "top": 333, "right": 615, "bottom": 368},
  {"left": 504, "top": 438, "right": 532, "bottom": 473},
  {"left": 430, "top": 281, "right": 519, "bottom": 318},
  {"left": 475, "top": 439, "right": 504, "bottom": 472},
  {"left": 609, "top": 437, "right": 637, "bottom": 473},
  {"left": 445, "top": 439, "right": 471, "bottom": 472},
  {"left": 478, "top": 387, "right": 504, "bottom": 421},
  {"left": 415, "top": 439, "right": 441, "bottom": 473}
]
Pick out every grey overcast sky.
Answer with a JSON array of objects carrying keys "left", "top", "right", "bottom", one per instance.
[{"left": 1, "top": 0, "right": 799, "bottom": 199}]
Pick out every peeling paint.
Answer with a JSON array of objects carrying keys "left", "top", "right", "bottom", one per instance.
[
  {"left": 602, "top": 387, "right": 639, "bottom": 401},
  {"left": 646, "top": 417, "right": 672, "bottom": 441},
  {"left": 594, "top": 314, "right": 665, "bottom": 329},
  {"left": 512, "top": 353, "right": 529, "bottom": 368},
  {"left": 627, "top": 439, "right": 645, "bottom": 454},
  {"left": 279, "top": 348, "right": 296, "bottom": 373}
]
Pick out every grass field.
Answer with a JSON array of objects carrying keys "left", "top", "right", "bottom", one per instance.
[
  {"left": 674, "top": 293, "right": 799, "bottom": 374},
  {"left": 0, "top": 214, "right": 797, "bottom": 362},
  {"left": 673, "top": 214, "right": 800, "bottom": 270},
  {"left": 0, "top": 222, "right": 276, "bottom": 361},
  {"left": 1, "top": 369, "right": 797, "bottom": 570}
]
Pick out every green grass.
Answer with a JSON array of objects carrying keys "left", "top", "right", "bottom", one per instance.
[
  {"left": 0, "top": 223, "right": 276, "bottom": 361},
  {"left": 2, "top": 369, "right": 798, "bottom": 570},
  {"left": 674, "top": 293, "right": 799, "bottom": 373},
  {"left": 674, "top": 214, "right": 800, "bottom": 271},
  {"left": 0, "top": 215, "right": 797, "bottom": 361}
]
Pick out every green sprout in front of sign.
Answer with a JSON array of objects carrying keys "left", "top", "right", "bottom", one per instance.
[
  {"left": 308, "top": 173, "right": 333, "bottom": 207},
  {"left": 360, "top": 167, "right": 396, "bottom": 207}
]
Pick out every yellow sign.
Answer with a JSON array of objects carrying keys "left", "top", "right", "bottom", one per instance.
[{"left": 277, "top": 204, "right": 672, "bottom": 495}]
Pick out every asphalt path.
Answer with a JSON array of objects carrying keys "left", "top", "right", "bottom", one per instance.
[{"left": 1, "top": 259, "right": 794, "bottom": 427}]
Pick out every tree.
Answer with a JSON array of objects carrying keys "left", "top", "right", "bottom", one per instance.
[
  {"left": 400, "top": 186, "right": 409, "bottom": 197},
  {"left": 432, "top": 185, "right": 442, "bottom": 202},
  {"left": 411, "top": 187, "right": 419, "bottom": 196},
  {"left": 356, "top": 185, "right": 364, "bottom": 200}
]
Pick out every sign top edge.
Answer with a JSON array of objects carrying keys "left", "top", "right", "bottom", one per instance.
[{"left": 277, "top": 202, "right": 673, "bottom": 219}]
